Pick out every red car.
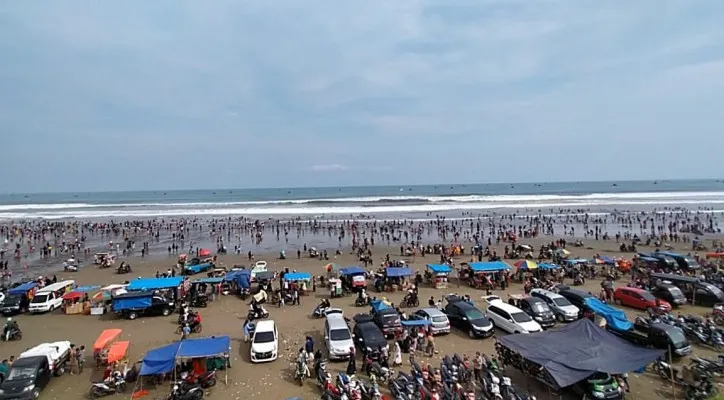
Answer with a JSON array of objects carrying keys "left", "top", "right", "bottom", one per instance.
[{"left": 613, "top": 287, "right": 672, "bottom": 312}]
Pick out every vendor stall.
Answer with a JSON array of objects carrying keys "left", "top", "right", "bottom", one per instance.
[
  {"left": 424, "top": 264, "right": 451, "bottom": 289},
  {"left": 94, "top": 328, "right": 122, "bottom": 367},
  {"left": 339, "top": 266, "right": 367, "bottom": 292},
  {"left": 62, "top": 285, "right": 100, "bottom": 315},
  {"left": 283, "top": 272, "right": 312, "bottom": 294},
  {"left": 460, "top": 261, "right": 511, "bottom": 290},
  {"left": 374, "top": 267, "right": 412, "bottom": 292}
]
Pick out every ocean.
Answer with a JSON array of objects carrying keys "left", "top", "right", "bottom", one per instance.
[{"left": 2, "top": 179, "right": 724, "bottom": 220}]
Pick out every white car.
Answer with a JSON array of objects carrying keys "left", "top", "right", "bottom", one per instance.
[
  {"left": 324, "top": 310, "right": 354, "bottom": 360},
  {"left": 483, "top": 295, "right": 542, "bottom": 334},
  {"left": 530, "top": 288, "right": 580, "bottom": 322},
  {"left": 250, "top": 320, "right": 278, "bottom": 363},
  {"left": 251, "top": 261, "right": 268, "bottom": 281}
]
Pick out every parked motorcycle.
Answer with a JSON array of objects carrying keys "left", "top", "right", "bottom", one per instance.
[
  {"left": 88, "top": 373, "right": 126, "bottom": 398},
  {"left": 168, "top": 383, "right": 204, "bottom": 400},
  {"left": 184, "top": 370, "right": 217, "bottom": 389},
  {"left": 3, "top": 327, "right": 21, "bottom": 342},
  {"left": 247, "top": 306, "right": 269, "bottom": 321}
]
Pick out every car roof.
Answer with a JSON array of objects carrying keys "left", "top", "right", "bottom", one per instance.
[
  {"left": 487, "top": 300, "right": 525, "bottom": 314},
  {"left": 419, "top": 307, "right": 446, "bottom": 317},
  {"left": 559, "top": 288, "right": 593, "bottom": 298},
  {"left": 530, "top": 289, "right": 564, "bottom": 299},
  {"left": 523, "top": 297, "right": 545, "bottom": 305},
  {"left": 326, "top": 315, "right": 349, "bottom": 330},
  {"left": 255, "top": 320, "right": 276, "bottom": 332},
  {"left": 12, "top": 356, "right": 45, "bottom": 367},
  {"left": 617, "top": 287, "right": 646, "bottom": 293}
]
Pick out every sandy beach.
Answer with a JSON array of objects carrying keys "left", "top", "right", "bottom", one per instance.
[{"left": 3, "top": 233, "right": 723, "bottom": 400}]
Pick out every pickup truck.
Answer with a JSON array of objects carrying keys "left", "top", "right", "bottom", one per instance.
[
  {"left": 608, "top": 322, "right": 691, "bottom": 358},
  {"left": 112, "top": 291, "right": 175, "bottom": 320},
  {"left": 0, "top": 340, "right": 72, "bottom": 399}
]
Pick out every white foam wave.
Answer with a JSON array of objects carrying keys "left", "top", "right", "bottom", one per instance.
[
  {"left": 2, "top": 191, "right": 724, "bottom": 211},
  {"left": 2, "top": 198, "right": 724, "bottom": 220}
]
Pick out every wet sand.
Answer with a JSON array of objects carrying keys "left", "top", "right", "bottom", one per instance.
[{"left": 3, "top": 236, "right": 724, "bottom": 400}]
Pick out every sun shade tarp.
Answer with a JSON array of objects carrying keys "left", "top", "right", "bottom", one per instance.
[
  {"left": 584, "top": 298, "right": 633, "bottom": 331},
  {"left": 127, "top": 277, "right": 183, "bottom": 291},
  {"left": 538, "top": 263, "right": 560, "bottom": 270},
  {"left": 284, "top": 272, "right": 312, "bottom": 281},
  {"left": 107, "top": 341, "right": 130, "bottom": 363},
  {"left": 426, "top": 264, "right": 451, "bottom": 274},
  {"left": 385, "top": 267, "right": 412, "bottom": 277},
  {"left": 112, "top": 296, "right": 152, "bottom": 311},
  {"left": 340, "top": 266, "right": 366, "bottom": 276},
  {"left": 193, "top": 277, "right": 224, "bottom": 284},
  {"left": 94, "top": 329, "right": 123, "bottom": 351},
  {"left": 370, "top": 299, "right": 392, "bottom": 312},
  {"left": 140, "top": 336, "right": 231, "bottom": 375},
  {"left": 9, "top": 282, "right": 37, "bottom": 294},
  {"left": 499, "top": 318, "right": 664, "bottom": 388},
  {"left": 468, "top": 261, "right": 511, "bottom": 272}
]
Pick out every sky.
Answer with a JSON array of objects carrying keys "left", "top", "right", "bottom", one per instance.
[{"left": 1, "top": 1, "right": 724, "bottom": 193}]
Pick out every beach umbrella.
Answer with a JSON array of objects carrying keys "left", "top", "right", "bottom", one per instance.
[{"left": 514, "top": 260, "right": 538, "bottom": 270}]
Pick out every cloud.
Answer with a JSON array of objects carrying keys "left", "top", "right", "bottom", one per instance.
[
  {"left": 307, "top": 164, "right": 351, "bottom": 172},
  {"left": 1, "top": 1, "right": 724, "bottom": 192}
]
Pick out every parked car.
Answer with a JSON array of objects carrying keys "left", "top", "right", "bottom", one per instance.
[
  {"left": 507, "top": 295, "right": 556, "bottom": 329},
  {"left": 530, "top": 289, "right": 580, "bottom": 322},
  {"left": 650, "top": 282, "right": 687, "bottom": 308},
  {"left": 369, "top": 301, "right": 402, "bottom": 338},
  {"left": 442, "top": 295, "right": 494, "bottom": 339},
  {"left": 557, "top": 287, "right": 595, "bottom": 316},
  {"left": 352, "top": 314, "right": 388, "bottom": 360},
  {"left": 111, "top": 291, "right": 175, "bottom": 320},
  {"left": 250, "top": 320, "right": 278, "bottom": 363},
  {"left": 324, "top": 310, "right": 354, "bottom": 360},
  {"left": 411, "top": 308, "right": 451, "bottom": 335},
  {"left": 483, "top": 296, "right": 542, "bottom": 334},
  {"left": 613, "top": 287, "right": 671, "bottom": 312}
]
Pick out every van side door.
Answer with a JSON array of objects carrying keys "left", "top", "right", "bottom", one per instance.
[{"left": 38, "top": 358, "right": 51, "bottom": 389}]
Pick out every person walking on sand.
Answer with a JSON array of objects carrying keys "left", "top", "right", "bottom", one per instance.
[
  {"left": 243, "top": 319, "right": 253, "bottom": 343},
  {"left": 181, "top": 324, "right": 191, "bottom": 340},
  {"left": 69, "top": 344, "right": 78, "bottom": 375},
  {"left": 393, "top": 341, "right": 402, "bottom": 366},
  {"left": 76, "top": 345, "right": 86, "bottom": 373}
]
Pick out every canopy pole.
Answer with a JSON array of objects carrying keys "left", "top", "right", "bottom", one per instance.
[{"left": 669, "top": 345, "right": 676, "bottom": 400}]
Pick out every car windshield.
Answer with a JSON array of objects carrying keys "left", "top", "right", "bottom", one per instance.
[
  {"left": 667, "top": 329, "right": 686, "bottom": 345},
  {"left": 669, "top": 287, "right": 684, "bottom": 297},
  {"left": 465, "top": 309, "right": 485, "bottom": 320},
  {"left": 253, "top": 331, "right": 275, "bottom": 343},
  {"left": 30, "top": 294, "right": 48, "bottom": 303},
  {"left": 330, "top": 328, "right": 351, "bottom": 341},
  {"left": 382, "top": 314, "right": 400, "bottom": 325},
  {"left": 684, "top": 257, "right": 700, "bottom": 267},
  {"left": 703, "top": 284, "right": 724, "bottom": 296},
  {"left": 531, "top": 303, "right": 550, "bottom": 313},
  {"left": 640, "top": 292, "right": 656, "bottom": 301},
  {"left": 552, "top": 297, "right": 572, "bottom": 307},
  {"left": 2, "top": 295, "right": 21, "bottom": 305},
  {"left": 7, "top": 366, "right": 36, "bottom": 381},
  {"left": 431, "top": 316, "right": 448, "bottom": 323},
  {"left": 511, "top": 312, "right": 533, "bottom": 323}
]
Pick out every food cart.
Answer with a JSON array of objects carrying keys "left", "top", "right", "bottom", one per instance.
[
  {"left": 424, "top": 264, "right": 451, "bottom": 289},
  {"left": 283, "top": 272, "right": 312, "bottom": 295},
  {"left": 328, "top": 278, "right": 343, "bottom": 298},
  {"left": 62, "top": 285, "right": 100, "bottom": 315},
  {"left": 379, "top": 267, "right": 413, "bottom": 292},
  {"left": 94, "top": 328, "right": 122, "bottom": 367},
  {"left": 459, "top": 261, "right": 512, "bottom": 290}
]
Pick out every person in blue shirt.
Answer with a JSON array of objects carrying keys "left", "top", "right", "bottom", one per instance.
[
  {"left": 305, "top": 336, "right": 314, "bottom": 356},
  {"left": 243, "top": 319, "right": 254, "bottom": 343}
]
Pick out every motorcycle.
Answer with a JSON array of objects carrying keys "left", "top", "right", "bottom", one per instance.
[
  {"left": 240, "top": 288, "right": 250, "bottom": 301},
  {"left": 355, "top": 297, "right": 369, "bottom": 307},
  {"left": 247, "top": 306, "right": 269, "bottom": 321},
  {"left": 168, "top": 383, "right": 204, "bottom": 400},
  {"left": 363, "top": 356, "right": 392, "bottom": 382},
  {"left": 294, "top": 360, "right": 310, "bottom": 386},
  {"left": 176, "top": 322, "right": 203, "bottom": 334},
  {"left": 313, "top": 305, "right": 330, "bottom": 318},
  {"left": 399, "top": 293, "right": 419, "bottom": 308},
  {"left": 89, "top": 373, "right": 126, "bottom": 398},
  {"left": 184, "top": 370, "right": 217, "bottom": 389},
  {"left": 3, "top": 327, "right": 21, "bottom": 342}
]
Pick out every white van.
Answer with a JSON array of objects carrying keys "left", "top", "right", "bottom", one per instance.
[
  {"left": 29, "top": 280, "right": 76, "bottom": 313},
  {"left": 250, "top": 320, "right": 278, "bottom": 363}
]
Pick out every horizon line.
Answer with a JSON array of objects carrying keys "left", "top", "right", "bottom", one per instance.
[{"left": 2, "top": 177, "right": 722, "bottom": 197}]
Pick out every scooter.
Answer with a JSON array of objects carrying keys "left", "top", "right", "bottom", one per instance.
[
  {"left": 169, "top": 383, "right": 204, "bottom": 400},
  {"left": 294, "top": 360, "right": 310, "bottom": 386},
  {"left": 247, "top": 306, "right": 269, "bottom": 321},
  {"left": 313, "top": 305, "right": 330, "bottom": 318},
  {"left": 88, "top": 373, "right": 126, "bottom": 398},
  {"left": 3, "top": 327, "right": 21, "bottom": 341},
  {"left": 184, "top": 370, "right": 217, "bottom": 389}
]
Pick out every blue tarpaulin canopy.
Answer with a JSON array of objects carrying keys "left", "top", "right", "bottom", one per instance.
[
  {"left": 339, "top": 266, "right": 366, "bottom": 276},
  {"left": 566, "top": 259, "right": 588, "bottom": 266},
  {"left": 584, "top": 298, "right": 633, "bottom": 331},
  {"left": 140, "top": 336, "right": 231, "bottom": 376},
  {"left": 538, "top": 263, "right": 561, "bottom": 270},
  {"left": 127, "top": 277, "right": 184, "bottom": 291},
  {"left": 225, "top": 270, "right": 250, "bottom": 289},
  {"left": 193, "top": 277, "right": 224, "bottom": 284},
  {"left": 468, "top": 261, "right": 512, "bottom": 273},
  {"left": 598, "top": 256, "right": 615, "bottom": 265},
  {"left": 401, "top": 319, "right": 431, "bottom": 326},
  {"left": 370, "top": 299, "right": 392, "bottom": 312},
  {"left": 426, "top": 264, "right": 451, "bottom": 274},
  {"left": 385, "top": 267, "right": 413, "bottom": 277},
  {"left": 9, "top": 282, "right": 37, "bottom": 294},
  {"left": 284, "top": 272, "right": 312, "bottom": 281},
  {"left": 74, "top": 285, "right": 100, "bottom": 293}
]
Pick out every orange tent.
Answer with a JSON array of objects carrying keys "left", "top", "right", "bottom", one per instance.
[
  {"left": 706, "top": 252, "right": 724, "bottom": 259},
  {"left": 107, "top": 341, "right": 130, "bottom": 363},
  {"left": 94, "top": 329, "right": 122, "bottom": 351}
]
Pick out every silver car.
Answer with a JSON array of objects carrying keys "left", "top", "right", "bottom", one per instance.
[
  {"left": 530, "top": 289, "right": 580, "bottom": 322},
  {"left": 413, "top": 307, "right": 451, "bottom": 335}
]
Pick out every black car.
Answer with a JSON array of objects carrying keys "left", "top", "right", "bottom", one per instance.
[
  {"left": 111, "top": 291, "right": 175, "bottom": 320},
  {"left": 650, "top": 283, "right": 687, "bottom": 308},
  {"left": 557, "top": 288, "right": 595, "bottom": 316},
  {"left": 370, "top": 308, "right": 402, "bottom": 338},
  {"left": 515, "top": 297, "right": 555, "bottom": 329},
  {"left": 352, "top": 314, "right": 388, "bottom": 359},
  {"left": 443, "top": 295, "right": 494, "bottom": 339},
  {"left": 0, "top": 293, "right": 31, "bottom": 315},
  {"left": 0, "top": 356, "right": 51, "bottom": 399}
]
